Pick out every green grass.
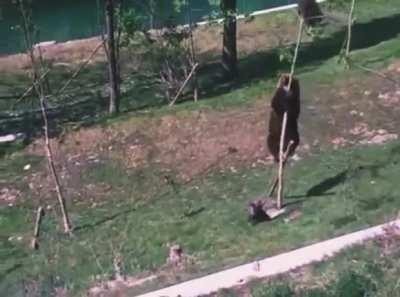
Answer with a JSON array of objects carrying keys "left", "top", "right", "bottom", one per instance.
[
  {"left": 1, "top": 141, "right": 400, "bottom": 295},
  {"left": 0, "top": 153, "right": 42, "bottom": 189}
]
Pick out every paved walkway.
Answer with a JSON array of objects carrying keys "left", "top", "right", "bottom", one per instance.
[{"left": 136, "top": 219, "right": 400, "bottom": 297}]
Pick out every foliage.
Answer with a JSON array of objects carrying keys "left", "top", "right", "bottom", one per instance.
[
  {"left": 117, "top": 7, "right": 146, "bottom": 46},
  {"left": 118, "top": 5, "right": 196, "bottom": 102},
  {"left": 330, "top": 270, "right": 376, "bottom": 297},
  {"left": 147, "top": 25, "right": 196, "bottom": 101}
]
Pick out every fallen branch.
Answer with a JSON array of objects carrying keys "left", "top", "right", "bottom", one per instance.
[
  {"left": 169, "top": 63, "right": 199, "bottom": 106},
  {"left": 30, "top": 206, "right": 44, "bottom": 250}
]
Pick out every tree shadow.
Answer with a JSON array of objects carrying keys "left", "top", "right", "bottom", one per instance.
[
  {"left": 0, "top": 263, "right": 23, "bottom": 282},
  {"left": 73, "top": 207, "right": 136, "bottom": 232},
  {"left": 306, "top": 170, "right": 348, "bottom": 197},
  {"left": 286, "top": 162, "right": 385, "bottom": 202},
  {"left": 286, "top": 191, "right": 336, "bottom": 200}
]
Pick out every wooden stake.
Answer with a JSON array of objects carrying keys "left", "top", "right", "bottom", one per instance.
[
  {"left": 288, "top": 17, "right": 304, "bottom": 89},
  {"left": 18, "top": 0, "right": 72, "bottom": 234},
  {"left": 268, "top": 140, "right": 294, "bottom": 197},
  {"left": 31, "top": 206, "right": 44, "bottom": 250},
  {"left": 277, "top": 112, "right": 288, "bottom": 209},
  {"left": 345, "top": 0, "right": 356, "bottom": 60}
]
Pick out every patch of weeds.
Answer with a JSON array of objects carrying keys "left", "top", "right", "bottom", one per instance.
[
  {"left": 302, "top": 288, "right": 329, "bottom": 297},
  {"left": 251, "top": 281, "right": 294, "bottom": 297},
  {"left": 330, "top": 270, "right": 376, "bottom": 297},
  {"left": 216, "top": 288, "right": 238, "bottom": 297}
]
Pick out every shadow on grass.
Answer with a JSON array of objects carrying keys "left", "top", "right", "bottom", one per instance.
[
  {"left": 287, "top": 161, "right": 386, "bottom": 203},
  {"left": 73, "top": 207, "right": 137, "bottom": 232},
  {"left": 0, "top": 264, "right": 23, "bottom": 282},
  {"left": 306, "top": 170, "right": 348, "bottom": 197}
]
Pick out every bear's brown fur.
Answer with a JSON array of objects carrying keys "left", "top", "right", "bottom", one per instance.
[
  {"left": 298, "top": 0, "right": 324, "bottom": 27},
  {"left": 267, "top": 74, "right": 300, "bottom": 163}
]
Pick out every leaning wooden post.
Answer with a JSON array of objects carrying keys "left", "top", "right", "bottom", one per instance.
[
  {"left": 17, "top": 0, "right": 73, "bottom": 234},
  {"left": 345, "top": 0, "right": 356, "bottom": 62},
  {"left": 277, "top": 112, "right": 288, "bottom": 209},
  {"left": 31, "top": 206, "right": 44, "bottom": 250},
  {"left": 268, "top": 140, "right": 294, "bottom": 197}
]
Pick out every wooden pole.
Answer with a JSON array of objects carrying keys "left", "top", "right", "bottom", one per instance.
[
  {"left": 18, "top": 0, "right": 72, "bottom": 234},
  {"left": 30, "top": 206, "right": 44, "bottom": 250},
  {"left": 268, "top": 141, "right": 294, "bottom": 197},
  {"left": 277, "top": 113, "right": 288, "bottom": 209},
  {"left": 221, "top": 0, "right": 238, "bottom": 79},
  {"left": 274, "top": 17, "right": 304, "bottom": 209},
  {"left": 345, "top": 0, "right": 356, "bottom": 60},
  {"left": 105, "top": 0, "right": 120, "bottom": 114}
]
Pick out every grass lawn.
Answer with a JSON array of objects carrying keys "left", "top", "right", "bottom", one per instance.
[{"left": 1, "top": 141, "right": 400, "bottom": 296}]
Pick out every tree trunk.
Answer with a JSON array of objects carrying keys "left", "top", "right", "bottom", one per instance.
[
  {"left": 105, "top": 0, "right": 120, "bottom": 114},
  {"left": 188, "top": 0, "right": 199, "bottom": 101},
  {"left": 221, "top": 0, "right": 237, "bottom": 79}
]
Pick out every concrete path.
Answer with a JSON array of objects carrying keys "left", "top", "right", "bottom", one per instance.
[{"left": 136, "top": 219, "right": 400, "bottom": 297}]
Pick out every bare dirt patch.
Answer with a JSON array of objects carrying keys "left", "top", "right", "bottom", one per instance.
[
  {"left": 310, "top": 62, "right": 400, "bottom": 150},
  {"left": 195, "top": 13, "right": 299, "bottom": 60},
  {"left": 0, "top": 187, "right": 21, "bottom": 206}
]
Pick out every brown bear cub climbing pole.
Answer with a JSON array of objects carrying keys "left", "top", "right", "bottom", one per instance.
[
  {"left": 267, "top": 74, "right": 300, "bottom": 165},
  {"left": 248, "top": 74, "right": 301, "bottom": 223},
  {"left": 298, "top": 0, "right": 324, "bottom": 27},
  {"left": 267, "top": 74, "right": 301, "bottom": 202}
]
